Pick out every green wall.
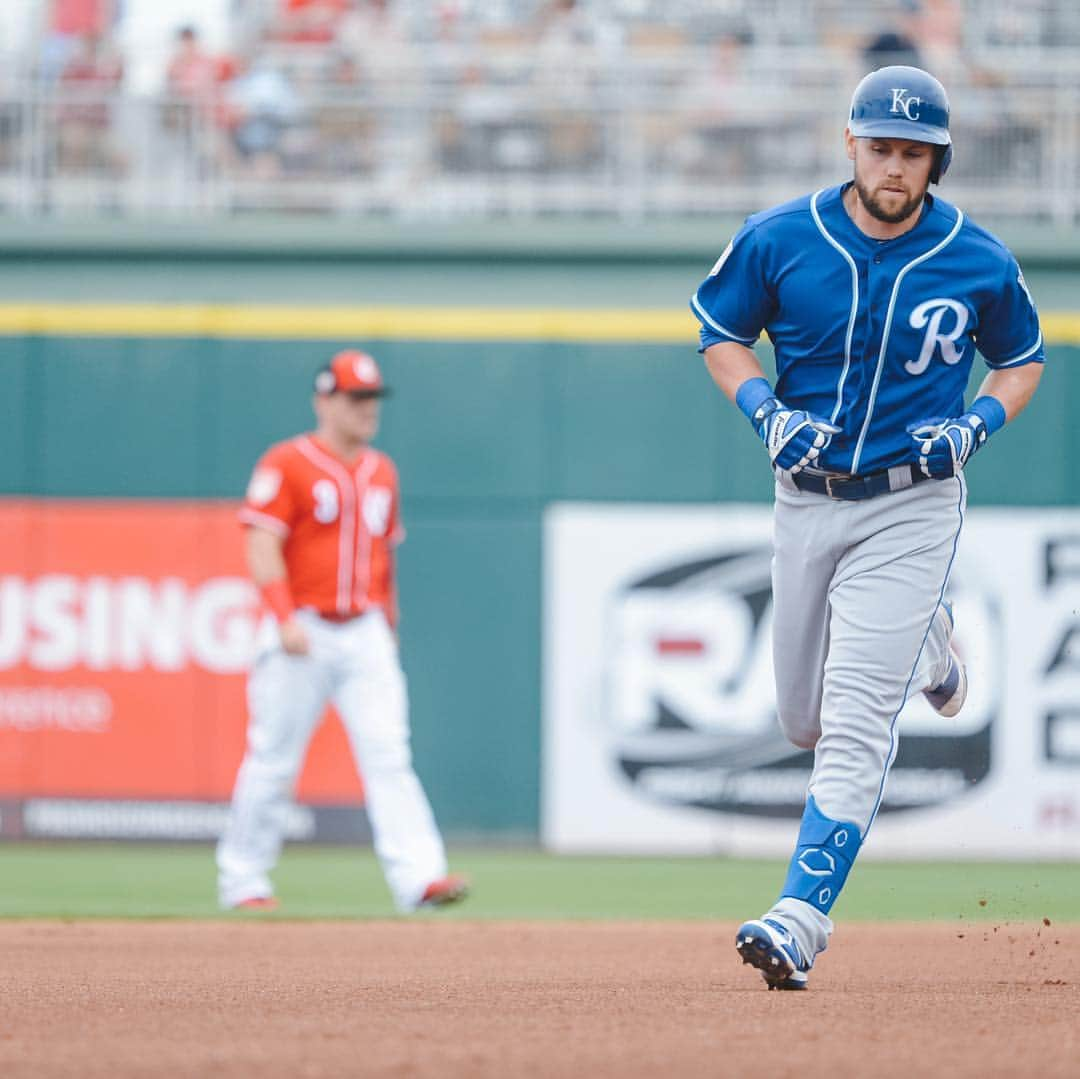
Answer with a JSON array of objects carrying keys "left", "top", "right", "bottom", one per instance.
[
  {"left": 1, "top": 331, "right": 1076, "bottom": 835},
  {"left": 3, "top": 333, "right": 1071, "bottom": 502}
]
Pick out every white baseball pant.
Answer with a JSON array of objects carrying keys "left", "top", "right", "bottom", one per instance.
[{"left": 216, "top": 608, "right": 447, "bottom": 911}]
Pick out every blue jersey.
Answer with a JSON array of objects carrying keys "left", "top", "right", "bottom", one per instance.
[{"left": 691, "top": 183, "right": 1044, "bottom": 475}]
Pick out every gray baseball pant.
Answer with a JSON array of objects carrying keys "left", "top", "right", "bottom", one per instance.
[{"left": 764, "top": 472, "right": 966, "bottom": 960}]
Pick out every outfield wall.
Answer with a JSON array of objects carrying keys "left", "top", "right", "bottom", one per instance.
[{"left": 0, "top": 298, "right": 1077, "bottom": 845}]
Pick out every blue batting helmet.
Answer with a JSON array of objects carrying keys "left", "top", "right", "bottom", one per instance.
[{"left": 848, "top": 65, "right": 952, "bottom": 183}]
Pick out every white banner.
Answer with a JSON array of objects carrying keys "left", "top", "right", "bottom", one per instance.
[{"left": 542, "top": 503, "right": 1080, "bottom": 858}]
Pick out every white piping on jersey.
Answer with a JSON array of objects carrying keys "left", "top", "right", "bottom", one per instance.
[
  {"left": 809, "top": 189, "right": 859, "bottom": 425},
  {"left": 238, "top": 507, "right": 290, "bottom": 538},
  {"left": 987, "top": 329, "right": 1043, "bottom": 368},
  {"left": 690, "top": 293, "right": 758, "bottom": 345},
  {"left": 296, "top": 437, "right": 358, "bottom": 614},
  {"left": 851, "top": 207, "right": 965, "bottom": 474},
  {"left": 352, "top": 456, "right": 378, "bottom": 610}
]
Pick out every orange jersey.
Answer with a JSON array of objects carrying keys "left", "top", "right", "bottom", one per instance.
[{"left": 239, "top": 435, "right": 404, "bottom": 621}]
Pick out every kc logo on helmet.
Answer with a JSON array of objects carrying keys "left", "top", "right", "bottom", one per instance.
[{"left": 889, "top": 88, "right": 922, "bottom": 121}]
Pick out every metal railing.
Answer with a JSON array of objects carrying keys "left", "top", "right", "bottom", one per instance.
[{"left": 1, "top": 55, "right": 1077, "bottom": 223}]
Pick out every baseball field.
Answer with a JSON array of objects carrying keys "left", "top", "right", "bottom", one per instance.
[{"left": 1, "top": 844, "right": 1077, "bottom": 1078}]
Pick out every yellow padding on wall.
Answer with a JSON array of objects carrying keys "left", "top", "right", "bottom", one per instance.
[
  {"left": 0, "top": 303, "right": 1077, "bottom": 344},
  {"left": 0, "top": 304, "right": 695, "bottom": 343}
]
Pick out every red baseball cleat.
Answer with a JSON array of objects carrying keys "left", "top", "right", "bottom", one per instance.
[
  {"left": 418, "top": 874, "right": 470, "bottom": 908},
  {"left": 232, "top": 896, "right": 280, "bottom": 911}
]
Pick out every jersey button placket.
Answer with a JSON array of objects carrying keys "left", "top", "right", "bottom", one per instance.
[{"left": 844, "top": 257, "right": 878, "bottom": 473}]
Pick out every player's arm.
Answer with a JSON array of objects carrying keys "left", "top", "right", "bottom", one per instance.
[
  {"left": 908, "top": 363, "right": 1042, "bottom": 479},
  {"left": 695, "top": 229, "right": 837, "bottom": 474},
  {"left": 973, "top": 361, "right": 1043, "bottom": 422},
  {"left": 704, "top": 341, "right": 839, "bottom": 474},
  {"left": 703, "top": 340, "right": 769, "bottom": 403},
  {"left": 247, "top": 525, "right": 310, "bottom": 656},
  {"left": 910, "top": 257, "right": 1044, "bottom": 478},
  {"left": 908, "top": 363, "right": 1043, "bottom": 479}
]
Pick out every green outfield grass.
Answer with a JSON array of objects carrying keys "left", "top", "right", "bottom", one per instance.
[{"left": 0, "top": 844, "right": 1076, "bottom": 922}]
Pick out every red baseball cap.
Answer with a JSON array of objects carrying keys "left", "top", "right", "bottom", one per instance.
[{"left": 314, "top": 349, "right": 390, "bottom": 397}]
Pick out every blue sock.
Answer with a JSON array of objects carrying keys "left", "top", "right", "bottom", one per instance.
[{"left": 779, "top": 794, "right": 863, "bottom": 915}]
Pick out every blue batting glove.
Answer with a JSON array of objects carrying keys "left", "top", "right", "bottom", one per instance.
[
  {"left": 907, "top": 417, "right": 979, "bottom": 478},
  {"left": 756, "top": 399, "right": 842, "bottom": 473},
  {"left": 736, "top": 378, "right": 840, "bottom": 474},
  {"left": 907, "top": 396, "right": 1007, "bottom": 479}
]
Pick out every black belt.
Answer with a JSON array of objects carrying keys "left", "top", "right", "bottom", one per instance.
[{"left": 791, "top": 464, "right": 928, "bottom": 501}]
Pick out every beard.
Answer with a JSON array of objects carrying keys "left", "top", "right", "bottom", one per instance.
[{"left": 853, "top": 174, "right": 925, "bottom": 225}]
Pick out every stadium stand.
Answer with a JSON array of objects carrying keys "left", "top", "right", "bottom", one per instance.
[{"left": 0, "top": 0, "right": 1078, "bottom": 221}]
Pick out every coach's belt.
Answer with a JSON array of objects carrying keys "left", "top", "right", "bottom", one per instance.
[
  {"left": 317, "top": 609, "right": 367, "bottom": 623},
  {"left": 792, "top": 464, "right": 929, "bottom": 501}
]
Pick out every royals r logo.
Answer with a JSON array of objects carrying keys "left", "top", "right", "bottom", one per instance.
[{"left": 906, "top": 298, "right": 969, "bottom": 374}]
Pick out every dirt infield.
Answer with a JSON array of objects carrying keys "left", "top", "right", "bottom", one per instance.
[{"left": 1, "top": 921, "right": 1076, "bottom": 1078}]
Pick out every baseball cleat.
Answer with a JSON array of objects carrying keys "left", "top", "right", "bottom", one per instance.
[
  {"left": 924, "top": 601, "right": 967, "bottom": 718},
  {"left": 418, "top": 874, "right": 470, "bottom": 909},
  {"left": 735, "top": 918, "right": 809, "bottom": 990},
  {"left": 231, "top": 896, "right": 280, "bottom": 912}
]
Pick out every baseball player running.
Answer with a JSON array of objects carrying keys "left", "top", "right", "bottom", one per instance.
[
  {"left": 216, "top": 349, "right": 468, "bottom": 912},
  {"left": 691, "top": 66, "right": 1043, "bottom": 989}
]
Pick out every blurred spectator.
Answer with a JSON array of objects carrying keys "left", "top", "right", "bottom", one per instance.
[
  {"left": 40, "top": 0, "right": 119, "bottom": 82},
  {"left": 51, "top": 0, "right": 115, "bottom": 35},
  {"left": 54, "top": 31, "right": 124, "bottom": 174},
  {"left": 670, "top": 32, "right": 760, "bottom": 181},
  {"left": 980, "top": 4, "right": 1046, "bottom": 48},
  {"left": 166, "top": 25, "right": 227, "bottom": 103},
  {"left": 908, "top": 0, "right": 964, "bottom": 73},
  {"left": 159, "top": 24, "right": 233, "bottom": 174},
  {"left": 449, "top": 62, "right": 545, "bottom": 172},
  {"left": 0, "top": 59, "right": 20, "bottom": 172},
  {"left": 538, "top": 0, "right": 622, "bottom": 46},
  {"left": 221, "top": 56, "right": 303, "bottom": 177},
  {"left": 862, "top": 28, "right": 923, "bottom": 69},
  {"left": 338, "top": 0, "right": 414, "bottom": 81},
  {"left": 327, "top": 51, "right": 363, "bottom": 88},
  {"left": 534, "top": 0, "right": 623, "bottom": 73},
  {"left": 432, "top": 1, "right": 469, "bottom": 47},
  {"left": 310, "top": 51, "right": 377, "bottom": 176},
  {"left": 681, "top": 31, "right": 753, "bottom": 118},
  {"left": 861, "top": 1, "right": 963, "bottom": 80},
  {"left": 862, "top": 0, "right": 924, "bottom": 69},
  {"left": 274, "top": 0, "right": 350, "bottom": 44},
  {"left": 528, "top": 0, "right": 619, "bottom": 174}
]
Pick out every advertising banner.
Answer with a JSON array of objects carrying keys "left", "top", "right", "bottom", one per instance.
[
  {"left": 543, "top": 503, "right": 1080, "bottom": 858},
  {"left": 0, "top": 500, "right": 364, "bottom": 840}
]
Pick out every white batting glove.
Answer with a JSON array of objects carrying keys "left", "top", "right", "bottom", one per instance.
[{"left": 753, "top": 397, "right": 841, "bottom": 474}]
